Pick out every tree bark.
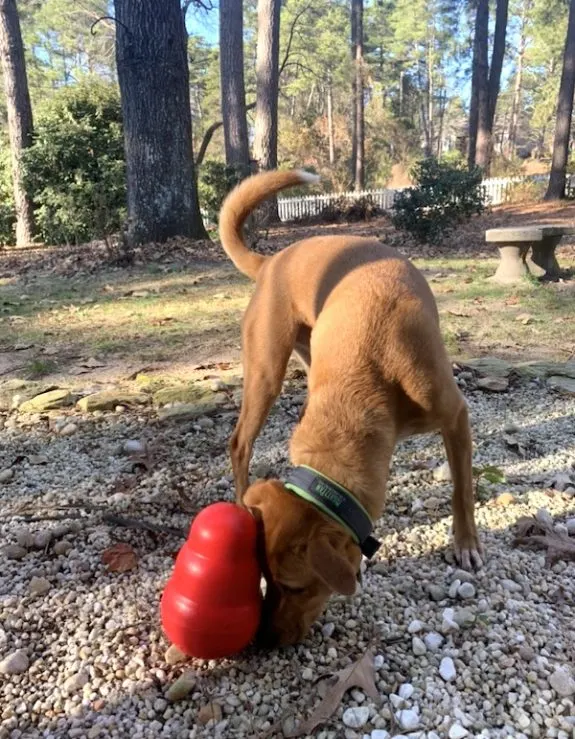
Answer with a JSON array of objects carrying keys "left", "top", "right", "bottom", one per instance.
[
  {"left": 476, "top": 0, "right": 509, "bottom": 172},
  {"left": 114, "top": 0, "right": 207, "bottom": 244},
  {"left": 253, "top": 0, "right": 280, "bottom": 172},
  {"left": 545, "top": 0, "right": 575, "bottom": 200},
  {"left": 219, "top": 0, "right": 250, "bottom": 173},
  {"left": 507, "top": 0, "right": 529, "bottom": 158},
  {"left": 351, "top": 0, "right": 364, "bottom": 190},
  {"left": 468, "top": 0, "right": 489, "bottom": 170},
  {"left": 0, "top": 0, "right": 34, "bottom": 246}
]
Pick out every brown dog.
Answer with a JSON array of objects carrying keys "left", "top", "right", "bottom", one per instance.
[{"left": 219, "top": 169, "right": 482, "bottom": 647}]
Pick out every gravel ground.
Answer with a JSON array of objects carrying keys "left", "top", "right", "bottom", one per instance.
[{"left": 1, "top": 369, "right": 575, "bottom": 739}]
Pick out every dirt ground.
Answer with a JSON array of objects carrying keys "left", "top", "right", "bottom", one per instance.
[{"left": 0, "top": 200, "right": 574, "bottom": 391}]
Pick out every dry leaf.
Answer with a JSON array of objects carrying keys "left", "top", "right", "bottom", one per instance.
[
  {"left": 514, "top": 516, "right": 575, "bottom": 566},
  {"left": 102, "top": 542, "right": 138, "bottom": 572},
  {"left": 197, "top": 702, "right": 223, "bottom": 725},
  {"left": 284, "top": 649, "right": 379, "bottom": 737}
]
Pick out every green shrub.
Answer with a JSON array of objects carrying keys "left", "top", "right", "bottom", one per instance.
[
  {"left": 22, "top": 77, "right": 126, "bottom": 245},
  {"left": 0, "top": 142, "right": 15, "bottom": 246},
  {"left": 197, "top": 160, "right": 248, "bottom": 225},
  {"left": 391, "top": 158, "right": 486, "bottom": 244}
]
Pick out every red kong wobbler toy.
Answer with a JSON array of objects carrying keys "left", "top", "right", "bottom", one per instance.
[{"left": 160, "top": 502, "right": 262, "bottom": 659}]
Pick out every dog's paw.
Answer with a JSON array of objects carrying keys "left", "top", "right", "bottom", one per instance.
[{"left": 454, "top": 536, "right": 483, "bottom": 570}]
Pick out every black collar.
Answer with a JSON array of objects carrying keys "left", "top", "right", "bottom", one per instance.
[{"left": 284, "top": 465, "right": 381, "bottom": 559}]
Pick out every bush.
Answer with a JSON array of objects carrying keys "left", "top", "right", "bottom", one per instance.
[
  {"left": 295, "top": 194, "right": 383, "bottom": 225},
  {"left": 0, "top": 142, "right": 15, "bottom": 246},
  {"left": 22, "top": 77, "right": 126, "bottom": 245},
  {"left": 197, "top": 160, "right": 248, "bottom": 226},
  {"left": 391, "top": 158, "right": 485, "bottom": 244}
]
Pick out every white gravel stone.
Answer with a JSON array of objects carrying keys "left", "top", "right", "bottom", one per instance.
[
  {"left": 407, "top": 619, "right": 424, "bottom": 633},
  {"left": 301, "top": 667, "right": 314, "bottom": 681},
  {"left": 448, "top": 723, "right": 468, "bottom": 739},
  {"left": 398, "top": 683, "right": 414, "bottom": 701},
  {"left": 342, "top": 706, "right": 370, "bottom": 729},
  {"left": 433, "top": 461, "right": 451, "bottom": 482},
  {"left": 566, "top": 518, "right": 575, "bottom": 535},
  {"left": 0, "top": 650, "right": 29, "bottom": 675},
  {"left": 412, "top": 636, "right": 427, "bottom": 656},
  {"left": 439, "top": 657, "right": 456, "bottom": 682},
  {"left": 396, "top": 708, "right": 420, "bottom": 731},
  {"left": 423, "top": 632, "right": 444, "bottom": 652},
  {"left": 457, "top": 582, "right": 476, "bottom": 599},
  {"left": 29, "top": 576, "right": 51, "bottom": 595},
  {"left": 549, "top": 668, "right": 575, "bottom": 696},
  {"left": 370, "top": 731, "right": 390, "bottom": 739}
]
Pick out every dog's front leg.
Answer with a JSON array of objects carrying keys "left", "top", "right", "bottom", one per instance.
[
  {"left": 230, "top": 295, "right": 298, "bottom": 503},
  {"left": 441, "top": 400, "right": 483, "bottom": 569}
]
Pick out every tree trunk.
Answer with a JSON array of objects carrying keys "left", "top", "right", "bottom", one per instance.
[
  {"left": 0, "top": 0, "right": 34, "bottom": 246},
  {"left": 426, "top": 29, "right": 435, "bottom": 159},
  {"left": 114, "top": 0, "right": 207, "bottom": 244},
  {"left": 253, "top": 0, "right": 280, "bottom": 172},
  {"left": 468, "top": 0, "right": 489, "bottom": 170},
  {"left": 545, "top": 0, "right": 575, "bottom": 200},
  {"left": 507, "top": 0, "right": 528, "bottom": 159},
  {"left": 351, "top": 0, "right": 364, "bottom": 190},
  {"left": 219, "top": 0, "right": 250, "bottom": 173},
  {"left": 476, "top": 0, "right": 509, "bottom": 172},
  {"left": 327, "top": 80, "right": 335, "bottom": 166}
]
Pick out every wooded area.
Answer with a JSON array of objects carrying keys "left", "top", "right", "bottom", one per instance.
[{"left": 1, "top": 0, "right": 575, "bottom": 246}]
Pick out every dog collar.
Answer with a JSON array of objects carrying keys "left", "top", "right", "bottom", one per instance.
[{"left": 284, "top": 465, "right": 381, "bottom": 559}]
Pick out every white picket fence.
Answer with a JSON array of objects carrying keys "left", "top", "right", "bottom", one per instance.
[{"left": 276, "top": 173, "right": 572, "bottom": 223}]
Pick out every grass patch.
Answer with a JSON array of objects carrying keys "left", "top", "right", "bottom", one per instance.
[{"left": 1, "top": 249, "right": 574, "bottom": 383}]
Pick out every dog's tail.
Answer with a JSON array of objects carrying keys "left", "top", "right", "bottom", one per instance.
[{"left": 218, "top": 169, "right": 320, "bottom": 280}]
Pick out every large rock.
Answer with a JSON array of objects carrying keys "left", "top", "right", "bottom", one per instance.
[
  {"left": 77, "top": 391, "right": 148, "bottom": 412},
  {"left": 18, "top": 389, "right": 74, "bottom": 413},
  {"left": 463, "top": 357, "right": 513, "bottom": 378},
  {"left": 514, "top": 360, "right": 575, "bottom": 379},
  {"left": 158, "top": 402, "right": 223, "bottom": 422},
  {"left": 0, "top": 381, "right": 57, "bottom": 411},
  {"left": 153, "top": 384, "right": 214, "bottom": 407},
  {"left": 547, "top": 376, "right": 575, "bottom": 395}
]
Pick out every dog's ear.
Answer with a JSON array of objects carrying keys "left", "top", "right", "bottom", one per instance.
[{"left": 308, "top": 536, "right": 358, "bottom": 596}]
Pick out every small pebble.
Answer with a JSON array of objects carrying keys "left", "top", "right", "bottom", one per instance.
[
  {"left": 457, "top": 582, "right": 476, "bottom": 599},
  {"left": 396, "top": 708, "right": 419, "bottom": 731},
  {"left": 412, "top": 636, "right": 427, "bottom": 656},
  {"left": 29, "top": 576, "right": 51, "bottom": 595},
  {"left": 398, "top": 683, "right": 414, "bottom": 700},
  {"left": 3, "top": 544, "right": 27, "bottom": 560},
  {"left": 424, "top": 632, "right": 444, "bottom": 651},
  {"left": 0, "top": 650, "right": 29, "bottom": 675},
  {"left": 439, "top": 657, "right": 456, "bottom": 682},
  {"left": 549, "top": 667, "right": 575, "bottom": 697},
  {"left": 407, "top": 619, "right": 424, "bottom": 633},
  {"left": 302, "top": 667, "right": 314, "bottom": 681},
  {"left": 0, "top": 468, "right": 14, "bottom": 483},
  {"left": 342, "top": 706, "right": 370, "bottom": 729},
  {"left": 448, "top": 724, "right": 468, "bottom": 739}
]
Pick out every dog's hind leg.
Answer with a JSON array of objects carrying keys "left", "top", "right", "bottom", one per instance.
[
  {"left": 230, "top": 289, "right": 299, "bottom": 502},
  {"left": 440, "top": 392, "right": 483, "bottom": 569}
]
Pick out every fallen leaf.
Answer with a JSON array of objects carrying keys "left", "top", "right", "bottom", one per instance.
[
  {"left": 516, "top": 313, "right": 533, "bottom": 325},
  {"left": 283, "top": 649, "right": 379, "bottom": 737},
  {"left": 82, "top": 357, "right": 106, "bottom": 368},
  {"left": 447, "top": 309, "right": 471, "bottom": 317},
  {"left": 493, "top": 492, "right": 516, "bottom": 507},
  {"left": 102, "top": 542, "right": 138, "bottom": 573},
  {"left": 514, "top": 516, "right": 575, "bottom": 566},
  {"left": 197, "top": 702, "right": 223, "bottom": 725},
  {"left": 505, "top": 295, "right": 520, "bottom": 306},
  {"left": 503, "top": 433, "right": 528, "bottom": 458}
]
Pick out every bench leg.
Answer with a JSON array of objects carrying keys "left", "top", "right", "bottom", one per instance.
[
  {"left": 529, "top": 236, "right": 562, "bottom": 279},
  {"left": 491, "top": 243, "right": 530, "bottom": 284}
]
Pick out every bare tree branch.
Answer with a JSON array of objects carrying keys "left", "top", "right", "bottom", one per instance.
[
  {"left": 195, "top": 101, "right": 256, "bottom": 167},
  {"left": 279, "top": 4, "right": 312, "bottom": 77},
  {"left": 90, "top": 15, "right": 131, "bottom": 36}
]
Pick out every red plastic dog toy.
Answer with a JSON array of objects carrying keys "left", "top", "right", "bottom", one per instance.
[{"left": 160, "top": 502, "right": 262, "bottom": 659}]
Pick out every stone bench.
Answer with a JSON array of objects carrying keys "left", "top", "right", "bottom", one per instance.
[{"left": 485, "top": 225, "right": 575, "bottom": 284}]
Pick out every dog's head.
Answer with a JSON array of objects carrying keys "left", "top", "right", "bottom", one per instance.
[{"left": 244, "top": 479, "right": 361, "bottom": 647}]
